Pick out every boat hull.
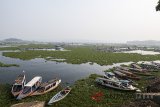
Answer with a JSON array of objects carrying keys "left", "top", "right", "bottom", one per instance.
[
  {"left": 32, "top": 79, "right": 61, "bottom": 96},
  {"left": 16, "top": 92, "right": 34, "bottom": 100},
  {"left": 11, "top": 91, "right": 22, "bottom": 97},
  {"left": 48, "top": 87, "right": 71, "bottom": 105},
  {"left": 97, "top": 82, "right": 137, "bottom": 92}
]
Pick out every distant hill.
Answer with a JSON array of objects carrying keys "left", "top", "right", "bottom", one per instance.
[
  {"left": 3, "top": 38, "right": 25, "bottom": 42},
  {"left": 0, "top": 38, "right": 46, "bottom": 45},
  {"left": 127, "top": 40, "right": 160, "bottom": 47}
]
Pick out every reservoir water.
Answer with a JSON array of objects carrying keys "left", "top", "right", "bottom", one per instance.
[
  {"left": 0, "top": 51, "right": 133, "bottom": 86},
  {"left": 122, "top": 50, "right": 160, "bottom": 55}
]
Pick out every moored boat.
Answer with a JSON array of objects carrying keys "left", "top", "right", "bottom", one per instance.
[
  {"left": 118, "top": 67, "right": 130, "bottom": 71},
  {"left": 11, "top": 73, "right": 26, "bottom": 97},
  {"left": 105, "top": 72, "right": 137, "bottom": 85},
  {"left": 48, "top": 86, "right": 71, "bottom": 105},
  {"left": 113, "top": 70, "right": 126, "bottom": 78},
  {"left": 116, "top": 68, "right": 140, "bottom": 80},
  {"left": 104, "top": 72, "right": 119, "bottom": 81},
  {"left": 95, "top": 77, "right": 141, "bottom": 92},
  {"left": 17, "top": 76, "right": 42, "bottom": 100},
  {"left": 32, "top": 78, "right": 61, "bottom": 96},
  {"left": 129, "top": 68, "right": 153, "bottom": 76},
  {"left": 131, "top": 63, "right": 142, "bottom": 69},
  {"left": 129, "top": 68, "right": 143, "bottom": 72}
]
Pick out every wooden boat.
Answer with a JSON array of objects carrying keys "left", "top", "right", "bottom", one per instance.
[
  {"left": 118, "top": 67, "right": 130, "bottom": 71},
  {"left": 131, "top": 63, "right": 142, "bottom": 69},
  {"left": 129, "top": 68, "right": 143, "bottom": 72},
  {"left": 105, "top": 72, "right": 137, "bottom": 85},
  {"left": 153, "top": 61, "right": 160, "bottom": 66},
  {"left": 113, "top": 71, "right": 126, "bottom": 78},
  {"left": 104, "top": 72, "right": 119, "bottom": 81},
  {"left": 116, "top": 68, "right": 140, "bottom": 80},
  {"left": 133, "top": 72, "right": 153, "bottom": 76},
  {"left": 129, "top": 68, "right": 153, "bottom": 76},
  {"left": 140, "top": 62, "right": 158, "bottom": 71},
  {"left": 17, "top": 76, "right": 42, "bottom": 100},
  {"left": 32, "top": 78, "right": 61, "bottom": 96},
  {"left": 95, "top": 77, "right": 141, "bottom": 92},
  {"left": 48, "top": 87, "right": 71, "bottom": 105},
  {"left": 151, "top": 61, "right": 160, "bottom": 69},
  {"left": 11, "top": 73, "right": 26, "bottom": 97}
]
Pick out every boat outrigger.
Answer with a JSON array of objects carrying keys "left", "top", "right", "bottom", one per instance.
[
  {"left": 95, "top": 77, "right": 141, "bottom": 92},
  {"left": 17, "top": 76, "right": 42, "bottom": 100},
  {"left": 48, "top": 86, "right": 71, "bottom": 105},
  {"left": 11, "top": 73, "right": 26, "bottom": 97},
  {"left": 32, "top": 78, "right": 61, "bottom": 96}
]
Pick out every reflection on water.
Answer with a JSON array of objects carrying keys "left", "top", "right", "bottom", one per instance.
[
  {"left": 122, "top": 50, "right": 160, "bottom": 55},
  {"left": 0, "top": 51, "right": 132, "bottom": 85}
]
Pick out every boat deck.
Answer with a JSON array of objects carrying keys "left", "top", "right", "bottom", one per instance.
[
  {"left": 40, "top": 79, "right": 57, "bottom": 87},
  {"left": 15, "top": 74, "right": 24, "bottom": 83}
]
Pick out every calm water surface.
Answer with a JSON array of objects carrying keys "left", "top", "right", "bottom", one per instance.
[
  {"left": 122, "top": 50, "right": 160, "bottom": 55},
  {"left": 0, "top": 51, "right": 132, "bottom": 85}
]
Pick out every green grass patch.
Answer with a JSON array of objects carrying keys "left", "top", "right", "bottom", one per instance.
[
  {"left": 0, "top": 47, "right": 19, "bottom": 51},
  {"left": 0, "top": 44, "right": 55, "bottom": 51},
  {"left": 3, "top": 47, "right": 160, "bottom": 65},
  {"left": 0, "top": 62, "right": 19, "bottom": 67}
]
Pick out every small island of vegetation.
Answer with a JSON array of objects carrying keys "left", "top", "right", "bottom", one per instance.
[
  {"left": 0, "top": 62, "right": 19, "bottom": 67},
  {"left": 3, "top": 46, "right": 160, "bottom": 65}
]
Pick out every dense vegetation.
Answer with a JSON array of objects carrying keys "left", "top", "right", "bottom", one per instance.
[
  {"left": 0, "top": 74, "right": 135, "bottom": 107},
  {"left": 0, "top": 62, "right": 19, "bottom": 67},
  {"left": 18, "top": 43, "right": 55, "bottom": 49},
  {"left": 0, "top": 47, "right": 19, "bottom": 51},
  {"left": 0, "top": 44, "right": 55, "bottom": 51},
  {"left": 3, "top": 47, "right": 160, "bottom": 65}
]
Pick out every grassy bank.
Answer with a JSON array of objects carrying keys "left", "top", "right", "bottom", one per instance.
[
  {"left": 0, "top": 62, "right": 19, "bottom": 67},
  {"left": 0, "top": 44, "right": 55, "bottom": 51},
  {"left": 0, "top": 74, "right": 135, "bottom": 107},
  {"left": 3, "top": 47, "right": 160, "bottom": 65},
  {"left": 0, "top": 47, "right": 19, "bottom": 51}
]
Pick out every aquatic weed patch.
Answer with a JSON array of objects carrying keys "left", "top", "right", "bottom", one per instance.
[
  {"left": 0, "top": 62, "right": 19, "bottom": 67},
  {"left": 3, "top": 47, "right": 160, "bottom": 65}
]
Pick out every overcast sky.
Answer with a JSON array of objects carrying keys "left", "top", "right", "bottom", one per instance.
[{"left": 0, "top": 0, "right": 160, "bottom": 43}]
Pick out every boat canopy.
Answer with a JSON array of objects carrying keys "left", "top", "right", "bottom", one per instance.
[
  {"left": 15, "top": 74, "right": 25, "bottom": 84},
  {"left": 40, "top": 79, "right": 57, "bottom": 88},
  {"left": 25, "top": 76, "right": 42, "bottom": 87},
  {"left": 105, "top": 72, "right": 115, "bottom": 76}
]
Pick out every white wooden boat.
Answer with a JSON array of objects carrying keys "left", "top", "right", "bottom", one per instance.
[
  {"left": 17, "top": 76, "right": 42, "bottom": 100},
  {"left": 95, "top": 77, "right": 141, "bottom": 92},
  {"left": 105, "top": 72, "right": 137, "bottom": 85},
  {"left": 11, "top": 73, "right": 26, "bottom": 97},
  {"left": 104, "top": 72, "right": 119, "bottom": 81},
  {"left": 32, "top": 78, "right": 61, "bottom": 96},
  {"left": 48, "top": 87, "right": 71, "bottom": 105}
]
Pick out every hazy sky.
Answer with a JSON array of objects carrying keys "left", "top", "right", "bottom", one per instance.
[{"left": 0, "top": 0, "right": 160, "bottom": 43}]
